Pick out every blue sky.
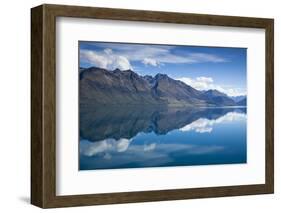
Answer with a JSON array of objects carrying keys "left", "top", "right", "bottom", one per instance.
[{"left": 79, "top": 41, "right": 247, "bottom": 96}]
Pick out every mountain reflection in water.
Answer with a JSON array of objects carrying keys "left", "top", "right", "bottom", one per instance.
[{"left": 79, "top": 106, "right": 247, "bottom": 170}]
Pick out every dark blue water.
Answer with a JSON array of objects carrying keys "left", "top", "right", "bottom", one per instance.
[{"left": 79, "top": 106, "right": 246, "bottom": 170}]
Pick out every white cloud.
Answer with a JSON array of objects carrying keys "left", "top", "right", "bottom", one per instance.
[
  {"left": 179, "top": 118, "right": 213, "bottom": 133},
  {"left": 187, "top": 146, "right": 224, "bottom": 154},
  {"left": 142, "top": 58, "right": 161, "bottom": 67},
  {"left": 196, "top": 76, "right": 213, "bottom": 83},
  {"left": 177, "top": 76, "right": 246, "bottom": 96},
  {"left": 188, "top": 53, "right": 227, "bottom": 63},
  {"left": 80, "top": 50, "right": 109, "bottom": 69},
  {"left": 81, "top": 44, "right": 227, "bottom": 68},
  {"left": 137, "top": 51, "right": 226, "bottom": 66},
  {"left": 180, "top": 111, "right": 246, "bottom": 133},
  {"left": 104, "top": 48, "right": 113, "bottom": 55},
  {"left": 80, "top": 138, "right": 132, "bottom": 157},
  {"left": 144, "top": 143, "right": 157, "bottom": 152},
  {"left": 116, "top": 138, "right": 131, "bottom": 152},
  {"left": 177, "top": 77, "right": 216, "bottom": 91},
  {"left": 80, "top": 49, "right": 132, "bottom": 70},
  {"left": 112, "top": 55, "right": 132, "bottom": 71}
]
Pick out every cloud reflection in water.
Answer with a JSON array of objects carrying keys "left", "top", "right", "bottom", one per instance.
[{"left": 180, "top": 111, "right": 246, "bottom": 133}]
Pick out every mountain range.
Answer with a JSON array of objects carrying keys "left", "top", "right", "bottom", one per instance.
[
  {"left": 79, "top": 67, "right": 246, "bottom": 107},
  {"left": 230, "top": 95, "right": 246, "bottom": 102}
]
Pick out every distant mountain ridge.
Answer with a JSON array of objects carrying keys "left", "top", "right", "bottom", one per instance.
[
  {"left": 237, "top": 97, "right": 247, "bottom": 106},
  {"left": 80, "top": 67, "right": 240, "bottom": 107},
  {"left": 231, "top": 95, "right": 246, "bottom": 102}
]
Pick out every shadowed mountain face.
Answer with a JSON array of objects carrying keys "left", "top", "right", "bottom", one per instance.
[
  {"left": 79, "top": 67, "right": 236, "bottom": 107},
  {"left": 201, "top": 89, "right": 236, "bottom": 106},
  {"left": 80, "top": 106, "right": 246, "bottom": 142},
  {"left": 231, "top": 95, "right": 246, "bottom": 102},
  {"left": 237, "top": 97, "right": 247, "bottom": 106},
  {"left": 80, "top": 67, "right": 163, "bottom": 106}
]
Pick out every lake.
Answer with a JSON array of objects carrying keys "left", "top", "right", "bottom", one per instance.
[{"left": 79, "top": 106, "right": 247, "bottom": 170}]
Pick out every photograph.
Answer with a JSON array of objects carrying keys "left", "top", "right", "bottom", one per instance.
[
  {"left": 79, "top": 41, "right": 247, "bottom": 170},
  {"left": 29, "top": 4, "right": 274, "bottom": 208}
]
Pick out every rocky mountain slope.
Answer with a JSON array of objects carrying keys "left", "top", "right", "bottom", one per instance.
[{"left": 79, "top": 67, "right": 237, "bottom": 107}]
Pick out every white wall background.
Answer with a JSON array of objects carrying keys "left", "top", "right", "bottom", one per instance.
[{"left": 0, "top": 0, "right": 279, "bottom": 212}]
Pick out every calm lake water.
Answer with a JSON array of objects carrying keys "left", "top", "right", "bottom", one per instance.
[{"left": 79, "top": 106, "right": 247, "bottom": 170}]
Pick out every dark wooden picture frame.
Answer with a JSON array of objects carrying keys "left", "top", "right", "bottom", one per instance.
[{"left": 31, "top": 4, "right": 274, "bottom": 208}]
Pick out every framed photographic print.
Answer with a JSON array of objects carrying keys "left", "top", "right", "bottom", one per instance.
[{"left": 31, "top": 4, "right": 274, "bottom": 208}]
